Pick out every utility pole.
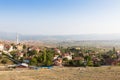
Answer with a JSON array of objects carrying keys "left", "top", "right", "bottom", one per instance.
[{"left": 16, "top": 33, "right": 19, "bottom": 45}]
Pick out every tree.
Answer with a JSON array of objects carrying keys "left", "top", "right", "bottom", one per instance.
[
  {"left": 36, "top": 54, "right": 44, "bottom": 66},
  {"left": 93, "top": 61, "right": 101, "bottom": 67},
  {"left": 44, "top": 50, "right": 53, "bottom": 66},
  {"left": 45, "top": 60, "right": 52, "bottom": 66},
  {"left": 36, "top": 48, "right": 53, "bottom": 66},
  {"left": 87, "top": 61, "right": 93, "bottom": 66},
  {"left": 112, "top": 47, "right": 117, "bottom": 59},
  {"left": 10, "top": 51, "right": 19, "bottom": 60},
  {"left": 23, "top": 45, "right": 27, "bottom": 49},
  {"left": 113, "top": 47, "right": 116, "bottom": 54},
  {"left": 30, "top": 57, "right": 37, "bottom": 65},
  {"left": 40, "top": 48, "right": 46, "bottom": 63},
  {"left": 77, "top": 60, "right": 84, "bottom": 66},
  {"left": 28, "top": 50, "right": 37, "bottom": 56},
  {"left": 69, "top": 60, "right": 74, "bottom": 66},
  {"left": 63, "top": 58, "right": 69, "bottom": 65},
  {"left": 84, "top": 56, "right": 93, "bottom": 66}
]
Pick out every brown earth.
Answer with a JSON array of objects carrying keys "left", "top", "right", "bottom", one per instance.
[{"left": 0, "top": 66, "right": 120, "bottom": 80}]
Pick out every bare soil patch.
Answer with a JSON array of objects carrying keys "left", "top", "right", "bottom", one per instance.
[{"left": 0, "top": 66, "right": 119, "bottom": 80}]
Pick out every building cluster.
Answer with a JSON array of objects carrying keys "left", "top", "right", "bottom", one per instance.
[{"left": 0, "top": 41, "right": 74, "bottom": 67}]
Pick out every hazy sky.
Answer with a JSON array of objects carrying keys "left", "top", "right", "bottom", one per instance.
[{"left": 0, "top": 0, "right": 120, "bottom": 35}]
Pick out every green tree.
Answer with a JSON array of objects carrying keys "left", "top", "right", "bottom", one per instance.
[
  {"left": 84, "top": 56, "right": 93, "bottom": 66},
  {"left": 36, "top": 54, "right": 44, "bottom": 66},
  {"left": 45, "top": 50, "right": 53, "bottom": 66},
  {"left": 30, "top": 57, "right": 37, "bottom": 65},
  {"left": 63, "top": 58, "right": 69, "bottom": 65},
  {"left": 69, "top": 60, "right": 74, "bottom": 66},
  {"left": 10, "top": 51, "right": 19, "bottom": 60},
  {"left": 43, "top": 49, "right": 47, "bottom": 63},
  {"left": 36, "top": 48, "right": 53, "bottom": 66},
  {"left": 28, "top": 50, "right": 37, "bottom": 56},
  {"left": 45, "top": 60, "right": 52, "bottom": 66},
  {"left": 87, "top": 61, "right": 93, "bottom": 66},
  {"left": 93, "top": 61, "right": 101, "bottom": 67},
  {"left": 113, "top": 47, "right": 116, "bottom": 54},
  {"left": 77, "top": 60, "right": 84, "bottom": 66},
  {"left": 23, "top": 45, "right": 27, "bottom": 49}
]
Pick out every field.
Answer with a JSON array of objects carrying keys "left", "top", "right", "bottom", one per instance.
[{"left": 0, "top": 66, "right": 120, "bottom": 80}]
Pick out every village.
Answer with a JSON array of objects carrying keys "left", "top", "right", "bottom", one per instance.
[
  {"left": 0, "top": 38, "right": 120, "bottom": 71},
  {"left": 0, "top": 40, "right": 74, "bottom": 69}
]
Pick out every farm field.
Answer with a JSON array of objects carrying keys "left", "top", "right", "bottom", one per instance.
[{"left": 0, "top": 66, "right": 120, "bottom": 80}]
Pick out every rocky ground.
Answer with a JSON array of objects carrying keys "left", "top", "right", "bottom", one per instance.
[{"left": 0, "top": 66, "right": 120, "bottom": 80}]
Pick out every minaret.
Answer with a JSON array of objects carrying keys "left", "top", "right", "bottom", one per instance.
[{"left": 16, "top": 33, "right": 19, "bottom": 45}]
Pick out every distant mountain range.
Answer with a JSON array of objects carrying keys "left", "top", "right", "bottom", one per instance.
[{"left": 0, "top": 32, "right": 120, "bottom": 41}]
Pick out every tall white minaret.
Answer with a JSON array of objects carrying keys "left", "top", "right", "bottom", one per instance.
[{"left": 16, "top": 33, "right": 19, "bottom": 45}]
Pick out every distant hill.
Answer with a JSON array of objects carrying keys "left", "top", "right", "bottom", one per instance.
[
  {"left": 0, "top": 32, "right": 16, "bottom": 40},
  {"left": 0, "top": 32, "right": 120, "bottom": 41}
]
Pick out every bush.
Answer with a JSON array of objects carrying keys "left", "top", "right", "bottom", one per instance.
[
  {"left": 93, "top": 61, "right": 101, "bottom": 67},
  {"left": 69, "top": 60, "right": 74, "bottom": 66},
  {"left": 68, "top": 60, "right": 85, "bottom": 67},
  {"left": 87, "top": 61, "right": 93, "bottom": 67},
  {"left": 44, "top": 60, "right": 52, "bottom": 66},
  {"left": 1, "top": 59, "right": 8, "bottom": 65}
]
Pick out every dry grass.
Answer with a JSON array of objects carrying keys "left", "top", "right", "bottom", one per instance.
[{"left": 0, "top": 66, "right": 120, "bottom": 80}]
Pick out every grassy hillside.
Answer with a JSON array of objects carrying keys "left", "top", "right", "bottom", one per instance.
[{"left": 0, "top": 66, "right": 119, "bottom": 80}]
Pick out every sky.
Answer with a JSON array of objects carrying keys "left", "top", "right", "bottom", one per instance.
[{"left": 0, "top": 0, "right": 120, "bottom": 35}]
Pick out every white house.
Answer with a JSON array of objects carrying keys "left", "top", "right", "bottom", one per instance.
[
  {"left": 62, "top": 53, "right": 72, "bottom": 60},
  {"left": 8, "top": 46, "right": 14, "bottom": 52},
  {"left": 0, "top": 43, "right": 4, "bottom": 51}
]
